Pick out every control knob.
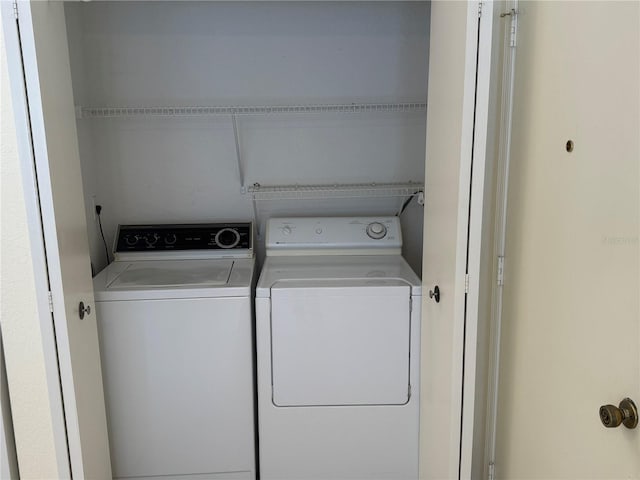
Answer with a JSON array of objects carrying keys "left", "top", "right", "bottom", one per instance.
[
  {"left": 215, "top": 228, "right": 241, "bottom": 249},
  {"left": 125, "top": 234, "right": 139, "bottom": 246},
  {"left": 164, "top": 233, "right": 177, "bottom": 245},
  {"left": 366, "top": 222, "right": 387, "bottom": 240},
  {"left": 145, "top": 233, "right": 159, "bottom": 247}
]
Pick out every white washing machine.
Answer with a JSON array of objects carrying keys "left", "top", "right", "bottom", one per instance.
[
  {"left": 93, "top": 223, "right": 256, "bottom": 480},
  {"left": 256, "top": 217, "right": 422, "bottom": 480}
]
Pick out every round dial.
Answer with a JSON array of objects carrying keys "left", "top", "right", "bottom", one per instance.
[
  {"left": 366, "top": 222, "right": 387, "bottom": 240},
  {"left": 215, "top": 228, "right": 241, "bottom": 249},
  {"left": 145, "top": 233, "right": 159, "bottom": 246},
  {"left": 164, "top": 233, "right": 177, "bottom": 245},
  {"left": 125, "top": 234, "right": 139, "bottom": 246}
]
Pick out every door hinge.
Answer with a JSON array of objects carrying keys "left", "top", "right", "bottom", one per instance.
[
  {"left": 509, "top": 9, "right": 518, "bottom": 47},
  {"left": 500, "top": 8, "right": 518, "bottom": 47},
  {"left": 408, "top": 383, "right": 412, "bottom": 399},
  {"left": 488, "top": 461, "right": 496, "bottom": 480},
  {"left": 409, "top": 297, "right": 413, "bottom": 313},
  {"left": 478, "top": 2, "right": 483, "bottom": 18},
  {"left": 497, "top": 256, "right": 505, "bottom": 286},
  {"left": 47, "top": 291, "right": 54, "bottom": 313},
  {"left": 464, "top": 274, "right": 470, "bottom": 294},
  {"left": 13, "top": 0, "right": 18, "bottom": 19}
]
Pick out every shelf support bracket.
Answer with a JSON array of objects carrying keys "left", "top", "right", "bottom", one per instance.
[
  {"left": 231, "top": 113, "right": 246, "bottom": 193},
  {"left": 251, "top": 194, "right": 260, "bottom": 238}
]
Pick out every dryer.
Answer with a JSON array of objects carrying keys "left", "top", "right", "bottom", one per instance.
[
  {"left": 255, "top": 217, "right": 422, "bottom": 480},
  {"left": 93, "top": 223, "right": 256, "bottom": 480}
]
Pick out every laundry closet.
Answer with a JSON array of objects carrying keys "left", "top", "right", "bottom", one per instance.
[
  {"left": 63, "top": 1, "right": 431, "bottom": 274},
  {"left": 60, "top": 2, "right": 433, "bottom": 478}
]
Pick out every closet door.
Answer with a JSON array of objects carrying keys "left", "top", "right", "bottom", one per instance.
[
  {"left": 6, "top": 2, "right": 111, "bottom": 478},
  {"left": 496, "top": 1, "right": 639, "bottom": 477},
  {"left": 420, "top": 1, "right": 494, "bottom": 478}
]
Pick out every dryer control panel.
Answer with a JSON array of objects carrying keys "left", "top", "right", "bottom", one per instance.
[{"left": 266, "top": 217, "right": 402, "bottom": 255}]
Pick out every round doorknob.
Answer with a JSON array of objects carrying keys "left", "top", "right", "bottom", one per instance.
[
  {"left": 599, "top": 398, "right": 637, "bottom": 429},
  {"left": 428, "top": 285, "right": 440, "bottom": 303},
  {"left": 78, "top": 301, "right": 91, "bottom": 320}
]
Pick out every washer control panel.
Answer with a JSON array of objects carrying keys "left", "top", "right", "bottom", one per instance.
[
  {"left": 266, "top": 217, "right": 402, "bottom": 254},
  {"left": 115, "top": 223, "right": 252, "bottom": 252}
]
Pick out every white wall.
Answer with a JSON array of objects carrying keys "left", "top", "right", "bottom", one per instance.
[
  {"left": 63, "top": 1, "right": 430, "bottom": 274},
  {"left": 1, "top": 19, "right": 65, "bottom": 479}
]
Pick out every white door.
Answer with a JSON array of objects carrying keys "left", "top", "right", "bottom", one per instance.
[
  {"left": 420, "top": 1, "right": 494, "bottom": 478},
  {"left": 496, "top": 1, "right": 639, "bottom": 477},
  {"left": 3, "top": 2, "right": 111, "bottom": 478}
]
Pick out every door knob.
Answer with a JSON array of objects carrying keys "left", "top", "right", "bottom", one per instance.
[
  {"left": 428, "top": 285, "right": 440, "bottom": 303},
  {"left": 599, "top": 398, "right": 637, "bottom": 429},
  {"left": 78, "top": 301, "right": 91, "bottom": 320}
]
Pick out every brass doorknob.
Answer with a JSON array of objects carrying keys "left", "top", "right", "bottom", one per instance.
[{"left": 599, "top": 398, "right": 638, "bottom": 429}]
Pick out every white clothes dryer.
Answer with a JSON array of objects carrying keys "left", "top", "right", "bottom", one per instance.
[
  {"left": 256, "top": 217, "right": 422, "bottom": 480},
  {"left": 93, "top": 223, "right": 256, "bottom": 480}
]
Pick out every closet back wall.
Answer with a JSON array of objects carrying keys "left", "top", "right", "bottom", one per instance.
[{"left": 64, "top": 1, "right": 430, "bottom": 273}]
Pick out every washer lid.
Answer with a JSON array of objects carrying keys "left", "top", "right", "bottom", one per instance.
[
  {"left": 93, "top": 258, "right": 255, "bottom": 301},
  {"left": 109, "top": 260, "right": 233, "bottom": 289}
]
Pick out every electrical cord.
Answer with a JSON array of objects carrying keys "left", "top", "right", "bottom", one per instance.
[
  {"left": 96, "top": 205, "right": 111, "bottom": 265},
  {"left": 397, "top": 191, "right": 420, "bottom": 216}
]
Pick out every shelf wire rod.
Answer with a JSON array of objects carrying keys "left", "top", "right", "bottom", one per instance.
[
  {"left": 231, "top": 113, "right": 245, "bottom": 193},
  {"left": 78, "top": 102, "right": 427, "bottom": 118}
]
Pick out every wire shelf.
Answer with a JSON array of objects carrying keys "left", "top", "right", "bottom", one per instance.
[
  {"left": 247, "top": 182, "right": 424, "bottom": 201},
  {"left": 77, "top": 102, "right": 427, "bottom": 119}
]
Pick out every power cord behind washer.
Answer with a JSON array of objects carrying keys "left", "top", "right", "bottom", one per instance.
[{"left": 96, "top": 205, "right": 111, "bottom": 265}]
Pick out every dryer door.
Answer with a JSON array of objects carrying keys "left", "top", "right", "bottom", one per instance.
[{"left": 271, "top": 279, "right": 411, "bottom": 407}]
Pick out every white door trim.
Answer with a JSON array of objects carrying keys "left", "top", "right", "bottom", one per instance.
[{"left": 0, "top": 3, "right": 71, "bottom": 477}]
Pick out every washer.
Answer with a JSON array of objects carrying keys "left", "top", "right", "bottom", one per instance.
[
  {"left": 93, "top": 223, "right": 256, "bottom": 480},
  {"left": 256, "top": 217, "right": 422, "bottom": 480}
]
